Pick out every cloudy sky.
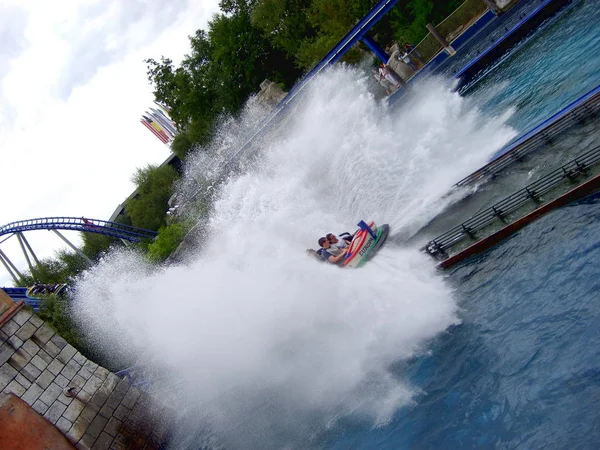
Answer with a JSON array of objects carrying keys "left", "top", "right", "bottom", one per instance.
[{"left": 0, "top": 0, "right": 221, "bottom": 286}]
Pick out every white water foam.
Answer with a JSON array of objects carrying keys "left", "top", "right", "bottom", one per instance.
[{"left": 72, "top": 66, "right": 516, "bottom": 448}]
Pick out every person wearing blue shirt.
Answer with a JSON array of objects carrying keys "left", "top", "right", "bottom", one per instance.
[{"left": 318, "top": 237, "right": 348, "bottom": 264}]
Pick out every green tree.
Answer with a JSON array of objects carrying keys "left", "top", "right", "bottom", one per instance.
[
  {"left": 126, "top": 164, "right": 180, "bottom": 231},
  {"left": 146, "top": 5, "right": 301, "bottom": 151},
  {"left": 207, "top": 10, "right": 298, "bottom": 111},
  {"left": 26, "top": 258, "right": 67, "bottom": 285},
  {"left": 390, "top": 0, "right": 463, "bottom": 44},
  {"left": 81, "top": 232, "right": 120, "bottom": 261},
  {"left": 55, "top": 249, "right": 89, "bottom": 278},
  {"left": 16, "top": 248, "right": 90, "bottom": 286},
  {"left": 295, "top": 0, "right": 382, "bottom": 69},
  {"left": 170, "top": 133, "right": 195, "bottom": 159},
  {"left": 250, "top": 0, "right": 316, "bottom": 60}
]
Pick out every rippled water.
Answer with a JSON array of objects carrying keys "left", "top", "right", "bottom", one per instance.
[
  {"left": 466, "top": 0, "right": 600, "bottom": 133},
  {"left": 324, "top": 2, "right": 600, "bottom": 447},
  {"left": 327, "top": 191, "right": 600, "bottom": 449}
]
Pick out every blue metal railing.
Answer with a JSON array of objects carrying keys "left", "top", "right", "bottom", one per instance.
[
  {"left": 455, "top": 84, "right": 600, "bottom": 187},
  {"left": 425, "top": 144, "right": 600, "bottom": 257},
  {"left": 114, "top": 365, "right": 154, "bottom": 389},
  {"left": 0, "top": 217, "right": 158, "bottom": 242}
]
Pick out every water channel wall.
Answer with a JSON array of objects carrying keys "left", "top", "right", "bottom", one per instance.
[
  {"left": 390, "top": 0, "right": 576, "bottom": 103},
  {"left": 0, "top": 298, "right": 171, "bottom": 450},
  {"left": 453, "top": 0, "right": 574, "bottom": 88}
]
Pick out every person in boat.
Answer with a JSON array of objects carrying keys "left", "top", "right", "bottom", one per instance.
[
  {"left": 318, "top": 237, "right": 348, "bottom": 264},
  {"left": 327, "top": 233, "right": 351, "bottom": 249},
  {"left": 306, "top": 249, "right": 324, "bottom": 262}
]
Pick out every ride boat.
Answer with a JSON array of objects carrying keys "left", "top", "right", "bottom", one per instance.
[{"left": 342, "top": 220, "right": 389, "bottom": 268}]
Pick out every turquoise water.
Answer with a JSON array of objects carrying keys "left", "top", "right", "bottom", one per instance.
[
  {"left": 465, "top": 0, "right": 600, "bottom": 133},
  {"left": 325, "top": 2, "right": 600, "bottom": 448},
  {"left": 327, "top": 192, "right": 600, "bottom": 449}
]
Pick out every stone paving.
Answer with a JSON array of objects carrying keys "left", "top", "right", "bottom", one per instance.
[{"left": 0, "top": 306, "right": 172, "bottom": 450}]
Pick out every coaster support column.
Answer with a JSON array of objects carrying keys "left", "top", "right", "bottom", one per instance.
[
  {"left": 360, "top": 35, "right": 390, "bottom": 64},
  {"left": 0, "top": 249, "right": 23, "bottom": 285},
  {"left": 51, "top": 229, "right": 93, "bottom": 265}
]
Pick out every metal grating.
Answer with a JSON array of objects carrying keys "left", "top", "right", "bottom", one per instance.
[
  {"left": 456, "top": 87, "right": 600, "bottom": 187},
  {"left": 425, "top": 144, "right": 600, "bottom": 257}
]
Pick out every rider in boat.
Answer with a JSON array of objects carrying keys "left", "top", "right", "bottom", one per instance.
[
  {"left": 326, "top": 233, "right": 351, "bottom": 248},
  {"left": 318, "top": 237, "right": 348, "bottom": 264}
]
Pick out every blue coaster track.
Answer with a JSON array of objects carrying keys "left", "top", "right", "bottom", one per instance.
[
  {"left": 1, "top": 287, "right": 41, "bottom": 311},
  {"left": 0, "top": 217, "right": 157, "bottom": 243}
]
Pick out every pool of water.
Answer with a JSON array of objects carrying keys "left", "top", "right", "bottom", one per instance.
[
  {"left": 465, "top": 0, "right": 600, "bottom": 133},
  {"left": 323, "top": 1, "right": 600, "bottom": 448},
  {"left": 326, "top": 191, "right": 600, "bottom": 449}
]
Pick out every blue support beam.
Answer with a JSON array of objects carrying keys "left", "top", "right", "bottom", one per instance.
[
  {"left": 360, "top": 35, "right": 389, "bottom": 64},
  {"left": 218, "top": 0, "right": 402, "bottom": 168}
]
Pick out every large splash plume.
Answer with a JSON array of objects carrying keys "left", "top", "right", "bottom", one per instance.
[{"left": 72, "top": 65, "right": 516, "bottom": 448}]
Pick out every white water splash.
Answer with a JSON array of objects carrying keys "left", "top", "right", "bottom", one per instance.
[{"left": 72, "top": 65, "right": 516, "bottom": 448}]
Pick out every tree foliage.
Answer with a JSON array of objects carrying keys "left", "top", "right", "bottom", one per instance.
[
  {"left": 250, "top": 0, "right": 316, "bottom": 59},
  {"left": 147, "top": 222, "right": 191, "bottom": 263},
  {"left": 390, "top": 0, "right": 464, "bottom": 44},
  {"left": 17, "top": 249, "right": 89, "bottom": 286},
  {"left": 170, "top": 132, "right": 195, "bottom": 160},
  {"left": 126, "top": 164, "right": 180, "bottom": 231},
  {"left": 81, "top": 233, "right": 120, "bottom": 261},
  {"left": 145, "top": 0, "right": 468, "bottom": 149}
]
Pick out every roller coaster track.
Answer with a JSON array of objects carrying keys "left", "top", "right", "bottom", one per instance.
[
  {"left": 0, "top": 217, "right": 157, "bottom": 242},
  {"left": 0, "top": 217, "right": 157, "bottom": 285}
]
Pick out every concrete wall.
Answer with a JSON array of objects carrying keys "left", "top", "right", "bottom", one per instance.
[
  {"left": 256, "top": 79, "right": 287, "bottom": 108},
  {"left": 0, "top": 306, "right": 171, "bottom": 450}
]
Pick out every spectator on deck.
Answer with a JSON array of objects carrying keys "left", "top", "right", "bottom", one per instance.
[
  {"left": 379, "top": 63, "right": 402, "bottom": 90},
  {"left": 404, "top": 42, "right": 425, "bottom": 67}
]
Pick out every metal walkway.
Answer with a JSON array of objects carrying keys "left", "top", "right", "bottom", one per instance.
[
  {"left": 456, "top": 85, "right": 600, "bottom": 188},
  {"left": 420, "top": 81, "right": 600, "bottom": 267},
  {"left": 425, "top": 144, "right": 600, "bottom": 264}
]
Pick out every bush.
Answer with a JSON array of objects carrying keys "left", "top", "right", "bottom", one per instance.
[
  {"left": 147, "top": 222, "right": 191, "bottom": 262},
  {"left": 170, "top": 133, "right": 194, "bottom": 159},
  {"left": 126, "top": 164, "right": 180, "bottom": 231}
]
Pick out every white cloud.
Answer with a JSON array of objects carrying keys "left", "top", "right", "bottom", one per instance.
[{"left": 0, "top": 0, "right": 221, "bottom": 286}]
